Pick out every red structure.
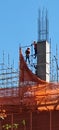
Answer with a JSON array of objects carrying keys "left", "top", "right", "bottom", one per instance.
[{"left": 0, "top": 48, "right": 59, "bottom": 130}]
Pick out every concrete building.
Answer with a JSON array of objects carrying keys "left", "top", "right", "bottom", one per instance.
[{"left": 37, "top": 40, "right": 50, "bottom": 82}]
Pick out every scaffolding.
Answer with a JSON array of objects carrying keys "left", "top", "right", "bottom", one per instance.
[
  {"left": 0, "top": 48, "right": 59, "bottom": 130},
  {"left": 0, "top": 9, "right": 59, "bottom": 130},
  {"left": 0, "top": 52, "right": 18, "bottom": 89}
]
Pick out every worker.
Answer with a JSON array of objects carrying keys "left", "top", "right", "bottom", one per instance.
[
  {"left": 33, "top": 41, "right": 37, "bottom": 58},
  {"left": 25, "top": 48, "right": 30, "bottom": 63}
]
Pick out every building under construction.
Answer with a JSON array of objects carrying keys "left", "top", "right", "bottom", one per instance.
[{"left": 0, "top": 9, "right": 59, "bottom": 130}]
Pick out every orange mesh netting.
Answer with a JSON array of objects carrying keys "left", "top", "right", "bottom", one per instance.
[{"left": 19, "top": 48, "right": 59, "bottom": 111}]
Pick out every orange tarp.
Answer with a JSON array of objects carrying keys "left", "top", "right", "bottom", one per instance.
[
  {"left": 19, "top": 48, "right": 59, "bottom": 111},
  {"left": 0, "top": 48, "right": 59, "bottom": 110}
]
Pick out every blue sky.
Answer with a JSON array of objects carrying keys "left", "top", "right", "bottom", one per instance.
[{"left": 0, "top": 0, "right": 59, "bottom": 69}]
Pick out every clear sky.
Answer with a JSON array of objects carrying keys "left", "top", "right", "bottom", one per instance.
[{"left": 0, "top": 0, "right": 59, "bottom": 69}]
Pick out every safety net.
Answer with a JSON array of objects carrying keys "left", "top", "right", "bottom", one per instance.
[{"left": 19, "top": 48, "right": 59, "bottom": 111}]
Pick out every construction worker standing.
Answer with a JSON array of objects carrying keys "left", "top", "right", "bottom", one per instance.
[
  {"left": 25, "top": 48, "right": 30, "bottom": 63},
  {"left": 33, "top": 41, "right": 37, "bottom": 58}
]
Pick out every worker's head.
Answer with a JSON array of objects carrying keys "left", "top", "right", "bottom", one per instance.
[
  {"left": 27, "top": 48, "right": 30, "bottom": 50},
  {"left": 33, "top": 41, "right": 36, "bottom": 45}
]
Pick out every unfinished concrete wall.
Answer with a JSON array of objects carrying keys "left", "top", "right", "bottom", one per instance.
[{"left": 37, "top": 40, "right": 50, "bottom": 82}]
